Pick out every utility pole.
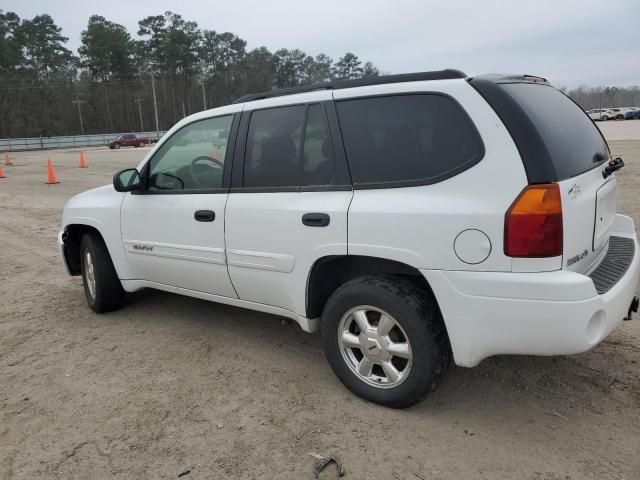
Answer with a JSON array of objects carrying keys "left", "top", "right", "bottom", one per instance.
[
  {"left": 201, "top": 77, "right": 207, "bottom": 110},
  {"left": 134, "top": 98, "right": 144, "bottom": 132},
  {"left": 72, "top": 98, "right": 86, "bottom": 135},
  {"left": 150, "top": 70, "right": 160, "bottom": 140},
  {"left": 200, "top": 61, "right": 207, "bottom": 111}
]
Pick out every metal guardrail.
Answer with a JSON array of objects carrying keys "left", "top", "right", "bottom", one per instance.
[{"left": 0, "top": 131, "right": 166, "bottom": 151}]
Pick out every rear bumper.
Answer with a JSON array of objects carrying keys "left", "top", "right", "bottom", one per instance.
[{"left": 423, "top": 214, "right": 640, "bottom": 367}]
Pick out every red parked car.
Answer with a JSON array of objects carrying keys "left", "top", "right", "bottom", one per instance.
[{"left": 108, "top": 134, "right": 150, "bottom": 149}]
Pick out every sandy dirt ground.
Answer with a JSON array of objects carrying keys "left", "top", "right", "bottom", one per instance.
[{"left": 1, "top": 124, "right": 640, "bottom": 479}]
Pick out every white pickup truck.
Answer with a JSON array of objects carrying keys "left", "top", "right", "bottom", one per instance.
[{"left": 59, "top": 70, "right": 640, "bottom": 408}]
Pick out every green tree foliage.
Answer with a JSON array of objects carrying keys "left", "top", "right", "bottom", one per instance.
[
  {"left": 0, "top": 10, "right": 381, "bottom": 138},
  {"left": 138, "top": 11, "right": 201, "bottom": 78},
  {"left": 0, "top": 10, "right": 22, "bottom": 73},
  {"left": 15, "top": 14, "right": 75, "bottom": 81},
  {"left": 79, "top": 15, "right": 134, "bottom": 80},
  {"left": 307, "top": 54, "right": 333, "bottom": 84},
  {"left": 200, "top": 30, "right": 246, "bottom": 76},
  {"left": 273, "top": 48, "right": 313, "bottom": 88},
  {"left": 362, "top": 61, "right": 379, "bottom": 78},
  {"left": 332, "top": 52, "right": 363, "bottom": 80},
  {"left": 0, "top": 12, "right": 78, "bottom": 137}
]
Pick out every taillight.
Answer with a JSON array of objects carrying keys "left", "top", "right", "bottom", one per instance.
[{"left": 504, "top": 184, "right": 562, "bottom": 257}]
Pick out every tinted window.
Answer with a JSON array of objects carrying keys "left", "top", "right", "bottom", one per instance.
[
  {"left": 500, "top": 83, "right": 609, "bottom": 180},
  {"left": 148, "top": 115, "right": 232, "bottom": 191},
  {"left": 302, "top": 104, "right": 334, "bottom": 185},
  {"left": 243, "top": 104, "right": 335, "bottom": 187},
  {"left": 335, "top": 94, "right": 483, "bottom": 185}
]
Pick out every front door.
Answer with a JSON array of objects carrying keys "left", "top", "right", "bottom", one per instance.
[
  {"left": 121, "top": 114, "right": 237, "bottom": 297},
  {"left": 225, "top": 96, "right": 353, "bottom": 316}
]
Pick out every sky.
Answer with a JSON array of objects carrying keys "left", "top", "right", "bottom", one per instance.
[{"left": 3, "top": 0, "right": 639, "bottom": 87}]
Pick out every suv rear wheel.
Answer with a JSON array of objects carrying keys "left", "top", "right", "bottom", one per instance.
[
  {"left": 80, "top": 232, "right": 125, "bottom": 313},
  {"left": 321, "top": 276, "right": 450, "bottom": 408}
]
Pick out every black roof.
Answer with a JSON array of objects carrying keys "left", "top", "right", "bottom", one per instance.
[{"left": 232, "top": 69, "right": 467, "bottom": 104}]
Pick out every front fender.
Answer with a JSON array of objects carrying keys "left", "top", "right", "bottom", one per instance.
[{"left": 61, "top": 185, "right": 133, "bottom": 279}]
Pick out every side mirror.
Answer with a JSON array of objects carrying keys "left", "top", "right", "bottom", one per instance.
[{"left": 113, "top": 168, "right": 142, "bottom": 192}]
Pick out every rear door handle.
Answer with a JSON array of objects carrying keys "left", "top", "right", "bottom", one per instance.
[
  {"left": 302, "top": 212, "right": 330, "bottom": 227},
  {"left": 194, "top": 210, "right": 215, "bottom": 222}
]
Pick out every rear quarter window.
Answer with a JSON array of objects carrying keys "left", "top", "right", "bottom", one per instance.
[
  {"left": 492, "top": 83, "right": 609, "bottom": 181},
  {"left": 335, "top": 94, "right": 484, "bottom": 186}
]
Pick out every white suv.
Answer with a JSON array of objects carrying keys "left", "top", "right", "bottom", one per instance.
[
  {"left": 59, "top": 70, "right": 640, "bottom": 408},
  {"left": 587, "top": 108, "right": 613, "bottom": 121}
]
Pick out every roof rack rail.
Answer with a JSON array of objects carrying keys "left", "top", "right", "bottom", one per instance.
[{"left": 232, "top": 69, "right": 466, "bottom": 104}]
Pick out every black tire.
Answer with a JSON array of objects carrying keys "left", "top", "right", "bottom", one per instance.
[
  {"left": 601, "top": 116, "right": 608, "bottom": 121},
  {"left": 616, "top": 114, "right": 624, "bottom": 120},
  {"left": 114, "top": 143, "right": 120, "bottom": 149},
  {"left": 321, "top": 275, "right": 450, "bottom": 408},
  {"left": 109, "top": 144, "right": 115, "bottom": 149},
  {"left": 80, "top": 232, "right": 125, "bottom": 313}
]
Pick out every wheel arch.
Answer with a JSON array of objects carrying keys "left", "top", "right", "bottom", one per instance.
[
  {"left": 62, "top": 223, "right": 109, "bottom": 276},
  {"left": 306, "top": 255, "right": 438, "bottom": 319}
]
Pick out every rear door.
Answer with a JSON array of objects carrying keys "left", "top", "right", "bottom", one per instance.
[{"left": 225, "top": 93, "right": 352, "bottom": 316}]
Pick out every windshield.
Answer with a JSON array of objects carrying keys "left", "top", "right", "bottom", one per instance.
[{"left": 500, "top": 83, "right": 609, "bottom": 180}]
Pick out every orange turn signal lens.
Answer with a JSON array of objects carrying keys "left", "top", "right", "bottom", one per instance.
[{"left": 504, "top": 184, "right": 563, "bottom": 257}]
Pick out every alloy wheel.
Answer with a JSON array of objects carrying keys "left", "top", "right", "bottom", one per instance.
[{"left": 337, "top": 305, "right": 413, "bottom": 389}]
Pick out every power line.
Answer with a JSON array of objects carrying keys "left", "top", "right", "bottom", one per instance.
[{"left": 0, "top": 79, "right": 153, "bottom": 91}]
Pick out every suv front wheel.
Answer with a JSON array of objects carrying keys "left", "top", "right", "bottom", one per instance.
[
  {"left": 321, "top": 276, "right": 450, "bottom": 408},
  {"left": 80, "top": 232, "right": 125, "bottom": 313}
]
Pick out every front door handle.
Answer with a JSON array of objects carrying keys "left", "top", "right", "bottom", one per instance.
[
  {"left": 194, "top": 210, "right": 215, "bottom": 222},
  {"left": 302, "top": 212, "right": 330, "bottom": 227}
]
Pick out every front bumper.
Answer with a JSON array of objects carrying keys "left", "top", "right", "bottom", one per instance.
[
  {"left": 423, "top": 214, "right": 640, "bottom": 367},
  {"left": 58, "top": 230, "right": 71, "bottom": 275}
]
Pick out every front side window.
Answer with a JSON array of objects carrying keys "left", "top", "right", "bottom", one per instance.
[
  {"left": 243, "top": 104, "right": 335, "bottom": 188},
  {"left": 147, "top": 115, "right": 233, "bottom": 191},
  {"left": 335, "top": 94, "right": 484, "bottom": 185}
]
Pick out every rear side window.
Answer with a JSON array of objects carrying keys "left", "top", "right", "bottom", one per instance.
[
  {"left": 243, "top": 104, "right": 335, "bottom": 187},
  {"left": 302, "top": 104, "right": 335, "bottom": 186},
  {"left": 500, "top": 83, "right": 609, "bottom": 180},
  {"left": 335, "top": 94, "right": 483, "bottom": 185}
]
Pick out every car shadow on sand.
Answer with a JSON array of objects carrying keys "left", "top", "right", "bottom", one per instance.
[{"left": 122, "top": 287, "right": 637, "bottom": 420}]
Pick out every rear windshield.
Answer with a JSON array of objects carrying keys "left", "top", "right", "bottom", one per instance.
[{"left": 501, "top": 83, "right": 609, "bottom": 180}]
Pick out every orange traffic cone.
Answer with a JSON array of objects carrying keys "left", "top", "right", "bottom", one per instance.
[
  {"left": 79, "top": 150, "right": 87, "bottom": 168},
  {"left": 4, "top": 152, "right": 12, "bottom": 165},
  {"left": 0, "top": 165, "right": 5, "bottom": 178},
  {"left": 46, "top": 159, "right": 59, "bottom": 184}
]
